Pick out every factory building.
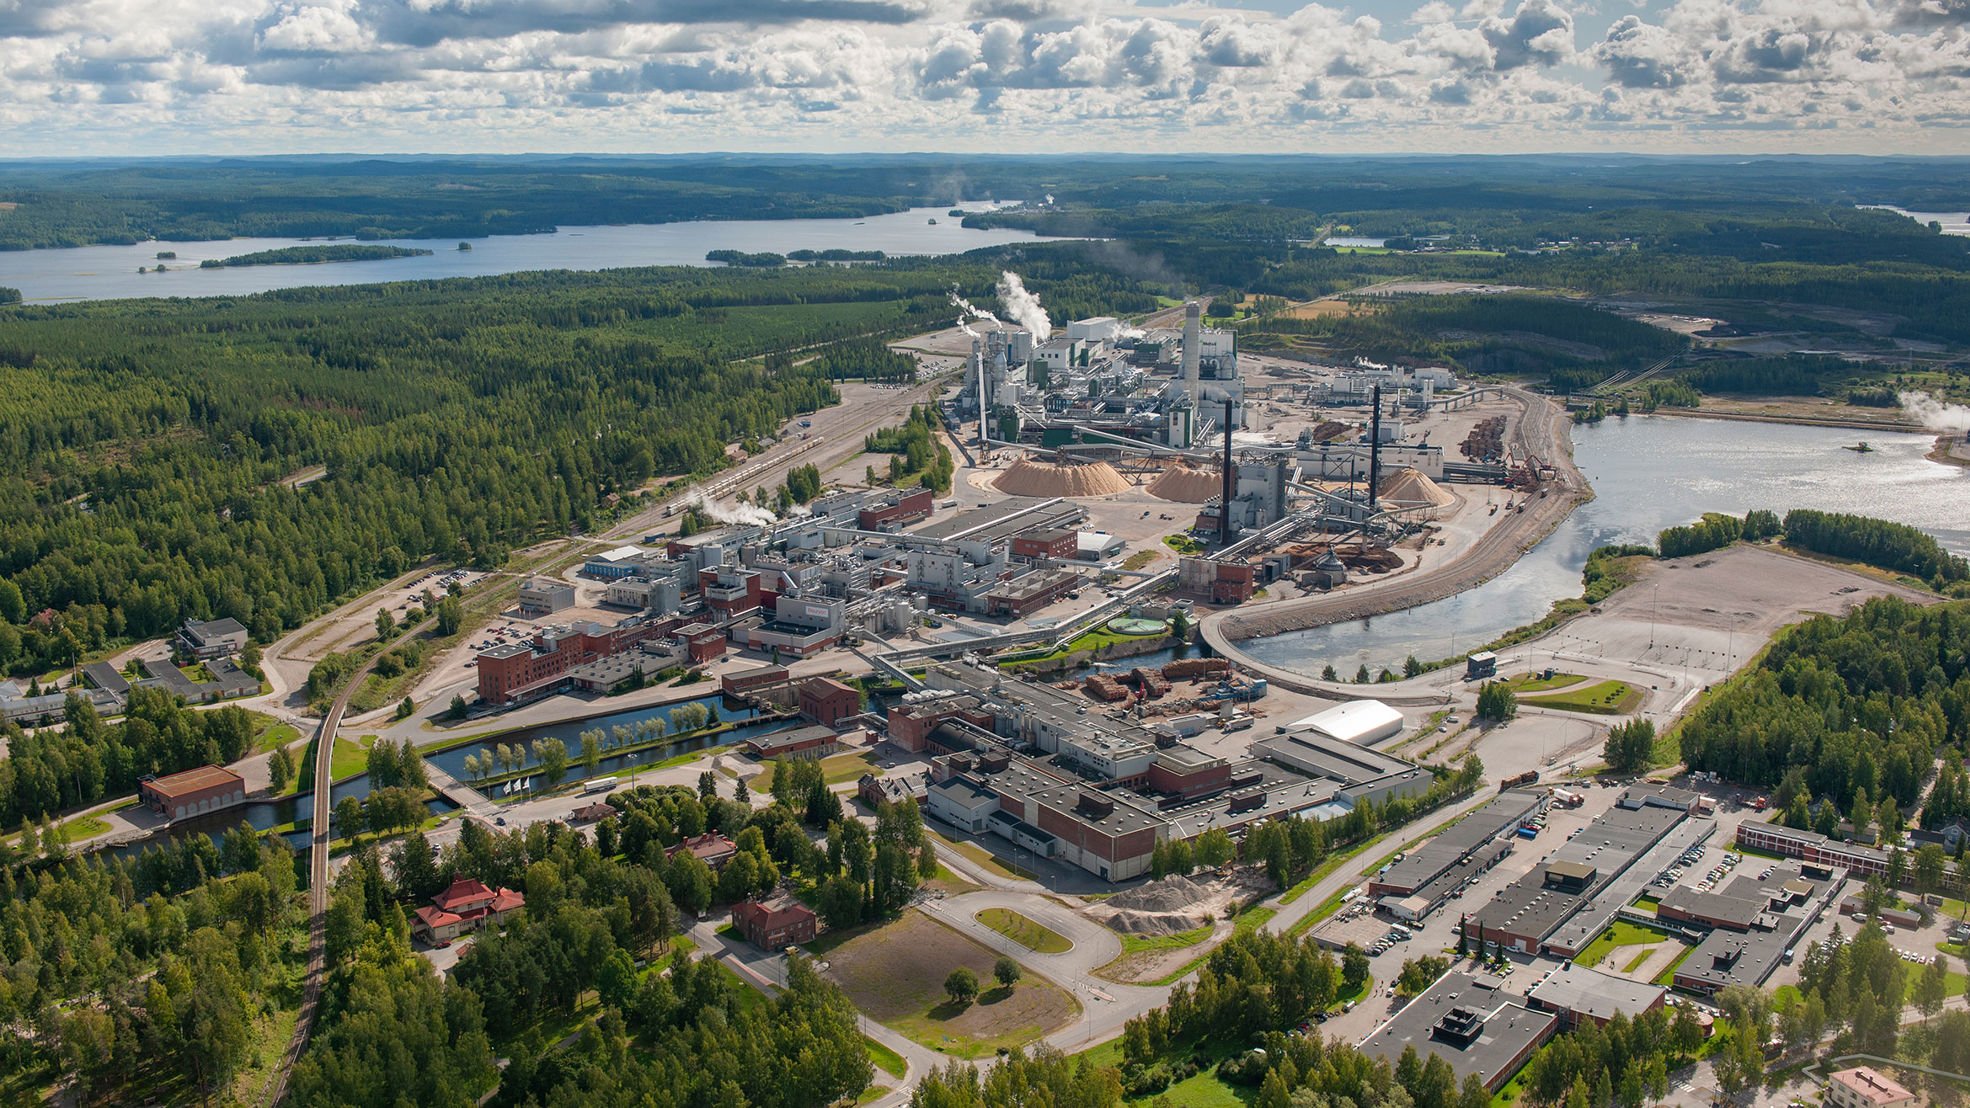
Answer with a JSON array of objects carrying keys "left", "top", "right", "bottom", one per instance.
[
  {"left": 1735, "top": 820, "right": 1890, "bottom": 880},
  {"left": 1280, "top": 700, "right": 1406, "bottom": 747},
  {"left": 1359, "top": 972, "right": 1557, "bottom": 1093},
  {"left": 582, "top": 545, "right": 650, "bottom": 579},
  {"left": 518, "top": 578, "right": 576, "bottom": 616},
  {"left": 475, "top": 615, "right": 671, "bottom": 705},
  {"left": 141, "top": 765, "right": 247, "bottom": 822}
]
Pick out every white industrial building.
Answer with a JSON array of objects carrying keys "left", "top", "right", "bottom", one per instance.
[{"left": 1282, "top": 700, "right": 1406, "bottom": 746}]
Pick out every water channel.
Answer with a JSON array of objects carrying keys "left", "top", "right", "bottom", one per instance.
[
  {"left": 1241, "top": 415, "right": 1970, "bottom": 677},
  {"left": 0, "top": 204, "right": 1063, "bottom": 304}
]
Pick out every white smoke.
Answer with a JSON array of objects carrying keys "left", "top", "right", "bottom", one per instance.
[
  {"left": 1044, "top": 194, "right": 1055, "bottom": 206},
  {"left": 1900, "top": 390, "right": 1970, "bottom": 433},
  {"left": 950, "top": 288, "right": 999, "bottom": 340},
  {"left": 686, "top": 492, "right": 777, "bottom": 527},
  {"left": 995, "top": 271, "right": 1051, "bottom": 343}
]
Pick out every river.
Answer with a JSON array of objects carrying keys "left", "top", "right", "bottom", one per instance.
[
  {"left": 0, "top": 204, "right": 1064, "bottom": 304},
  {"left": 1240, "top": 415, "right": 1970, "bottom": 677}
]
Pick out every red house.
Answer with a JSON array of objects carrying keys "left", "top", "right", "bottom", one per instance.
[
  {"left": 412, "top": 878, "right": 526, "bottom": 945},
  {"left": 732, "top": 894, "right": 818, "bottom": 948},
  {"left": 665, "top": 832, "right": 739, "bottom": 870}
]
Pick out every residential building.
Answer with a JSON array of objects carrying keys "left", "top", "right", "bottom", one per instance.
[
  {"left": 859, "top": 772, "right": 928, "bottom": 809},
  {"left": 732, "top": 895, "right": 818, "bottom": 948},
  {"left": 411, "top": 878, "right": 525, "bottom": 945},
  {"left": 1825, "top": 1067, "right": 1919, "bottom": 1108},
  {"left": 666, "top": 833, "right": 739, "bottom": 870},
  {"left": 140, "top": 765, "right": 247, "bottom": 821}
]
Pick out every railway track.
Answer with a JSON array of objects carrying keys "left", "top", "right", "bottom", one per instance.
[{"left": 264, "top": 617, "right": 434, "bottom": 1106}]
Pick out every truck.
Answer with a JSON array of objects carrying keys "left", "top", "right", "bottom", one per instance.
[
  {"left": 1500, "top": 770, "right": 1540, "bottom": 791},
  {"left": 582, "top": 779, "right": 617, "bottom": 796},
  {"left": 1551, "top": 788, "right": 1585, "bottom": 809},
  {"left": 1517, "top": 825, "right": 1540, "bottom": 840}
]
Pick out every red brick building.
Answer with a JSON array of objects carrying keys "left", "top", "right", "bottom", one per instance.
[
  {"left": 885, "top": 697, "right": 992, "bottom": 753},
  {"left": 700, "top": 567, "right": 764, "bottom": 621},
  {"left": 674, "top": 622, "right": 727, "bottom": 664},
  {"left": 721, "top": 663, "right": 789, "bottom": 698},
  {"left": 732, "top": 895, "right": 818, "bottom": 948},
  {"left": 1011, "top": 527, "right": 1077, "bottom": 562},
  {"left": 797, "top": 677, "right": 862, "bottom": 727},
  {"left": 475, "top": 618, "right": 669, "bottom": 705},
  {"left": 859, "top": 489, "right": 934, "bottom": 531},
  {"left": 140, "top": 765, "right": 247, "bottom": 821}
]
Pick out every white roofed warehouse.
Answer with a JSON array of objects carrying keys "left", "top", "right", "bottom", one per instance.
[{"left": 1285, "top": 700, "right": 1405, "bottom": 747}]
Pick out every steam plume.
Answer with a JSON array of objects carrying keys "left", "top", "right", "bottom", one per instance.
[
  {"left": 995, "top": 271, "right": 1050, "bottom": 343},
  {"left": 686, "top": 492, "right": 776, "bottom": 527},
  {"left": 1901, "top": 390, "right": 1970, "bottom": 433}
]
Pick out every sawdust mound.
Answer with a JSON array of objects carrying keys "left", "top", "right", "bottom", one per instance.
[
  {"left": 1376, "top": 467, "right": 1456, "bottom": 509},
  {"left": 994, "top": 459, "right": 1131, "bottom": 498},
  {"left": 1147, "top": 463, "right": 1223, "bottom": 503},
  {"left": 1092, "top": 875, "right": 1216, "bottom": 935}
]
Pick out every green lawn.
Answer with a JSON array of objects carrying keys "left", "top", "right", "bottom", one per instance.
[
  {"left": 865, "top": 1035, "right": 906, "bottom": 1079},
  {"left": 1118, "top": 924, "right": 1214, "bottom": 955},
  {"left": 1633, "top": 894, "right": 1661, "bottom": 911},
  {"left": 1652, "top": 945, "right": 1694, "bottom": 986},
  {"left": 1622, "top": 949, "right": 1654, "bottom": 973},
  {"left": 1574, "top": 920, "right": 1671, "bottom": 967},
  {"left": 976, "top": 908, "right": 1073, "bottom": 954},
  {"left": 245, "top": 709, "right": 301, "bottom": 753},
  {"left": 1520, "top": 679, "right": 1642, "bottom": 715},
  {"left": 1145, "top": 906, "right": 1276, "bottom": 986},
  {"left": 1506, "top": 671, "right": 1588, "bottom": 693}
]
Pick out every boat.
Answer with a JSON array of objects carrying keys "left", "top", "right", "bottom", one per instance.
[{"left": 1843, "top": 441, "right": 1874, "bottom": 453}]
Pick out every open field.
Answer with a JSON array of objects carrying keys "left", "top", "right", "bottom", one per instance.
[{"left": 819, "top": 910, "right": 1078, "bottom": 1059}]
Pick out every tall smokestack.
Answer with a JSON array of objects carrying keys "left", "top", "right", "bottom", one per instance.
[
  {"left": 972, "top": 338, "right": 987, "bottom": 448},
  {"left": 1220, "top": 397, "right": 1234, "bottom": 548},
  {"left": 1182, "top": 300, "right": 1201, "bottom": 404},
  {"left": 1368, "top": 384, "right": 1383, "bottom": 513}
]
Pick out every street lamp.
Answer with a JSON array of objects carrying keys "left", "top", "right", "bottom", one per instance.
[{"left": 1650, "top": 584, "right": 1659, "bottom": 649}]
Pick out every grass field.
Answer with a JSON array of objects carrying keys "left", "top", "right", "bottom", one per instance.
[
  {"left": 976, "top": 908, "right": 1073, "bottom": 954},
  {"left": 1506, "top": 671, "right": 1588, "bottom": 693},
  {"left": 864, "top": 1035, "right": 906, "bottom": 1078},
  {"left": 820, "top": 910, "right": 1078, "bottom": 1059},
  {"left": 1521, "top": 678, "right": 1642, "bottom": 715},
  {"left": 1575, "top": 920, "right": 1671, "bottom": 967},
  {"left": 1118, "top": 924, "right": 1215, "bottom": 955},
  {"left": 1652, "top": 945, "right": 1694, "bottom": 986},
  {"left": 246, "top": 709, "right": 300, "bottom": 753},
  {"left": 764, "top": 751, "right": 877, "bottom": 789},
  {"left": 1623, "top": 949, "right": 1654, "bottom": 973}
]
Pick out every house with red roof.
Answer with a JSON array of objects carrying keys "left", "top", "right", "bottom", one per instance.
[
  {"left": 412, "top": 877, "right": 526, "bottom": 946},
  {"left": 732, "top": 894, "right": 817, "bottom": 949}
]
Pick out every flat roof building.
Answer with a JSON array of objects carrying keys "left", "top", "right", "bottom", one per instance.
[
  {"left": 177, "top": 617, "right": 249, "bottom": 659},
  {"left": 1285, "top": 699, "right": 1405, "bottom": 746},
  {"left": 1526, "top": 963, "right": 1667, "bottom": 1028},
  {"left": 1359, "top": 971, "right": 1558, "bottom": 1093}
]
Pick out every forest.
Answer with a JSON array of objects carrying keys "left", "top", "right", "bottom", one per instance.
[
  {"left": 1678, "top": 597, "right": 1970, "bottom": 811},
  {"left": 200, "top": 244, "right": 432, "bottom": 268},
  {"left": 0, "top": 249, "right": 1157, "bottom": 678}
]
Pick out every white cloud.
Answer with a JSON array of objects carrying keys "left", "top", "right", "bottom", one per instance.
[{"left": 0, "top": 0, "right": 1964, "bottom": 151}]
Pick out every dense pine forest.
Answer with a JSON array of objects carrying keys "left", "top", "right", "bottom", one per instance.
[{"left": 0, "top": 252, "right": 1155, "bottom": 677}]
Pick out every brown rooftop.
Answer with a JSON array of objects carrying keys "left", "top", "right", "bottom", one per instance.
[{"left": 143, "top": 764, "right": 245, "bottom": 799}]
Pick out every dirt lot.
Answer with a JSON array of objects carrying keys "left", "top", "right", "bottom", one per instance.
[{"left": 819, "top": 909, "right": 1079, "bottom": 1059}]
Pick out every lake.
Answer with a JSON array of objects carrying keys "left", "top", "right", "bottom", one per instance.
[
  {"left": 1240, "top": 415, "right": 1970, "bottom": 676},
  {"left": 0, "top": 204, "right": 1066, "bottom": 303},
  {"left": 1860, "top": 205, "right": 1970, "bottom": 237}
]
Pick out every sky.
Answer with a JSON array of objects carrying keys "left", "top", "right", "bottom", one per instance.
[{"left": 1, "top": 0, "right": 1966, "bottom": 155}]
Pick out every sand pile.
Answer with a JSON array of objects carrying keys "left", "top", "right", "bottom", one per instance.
[
  {"left": 1105, "top": 875, "right": 1209, "bottom": 912},
  {"left": 1147, "top": 463, "right": 1223, "bottom": 503},
  {"left": 1377, "top": 468, "right": 1456, "bottom": 509},
  {"left": 994, "top": 458, "right": 1131, "bottom": 497}
]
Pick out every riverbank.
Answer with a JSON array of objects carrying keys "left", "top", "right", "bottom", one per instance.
[
  {"left": 1208, "top": 387, "right": 1590, "bottom": 649},
  {"left": 1647, "top": 404, "right": 1918, "bottom": 434},
  {"left": 1930, "top": 433, "right": 1970, "bottom": 469}
]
